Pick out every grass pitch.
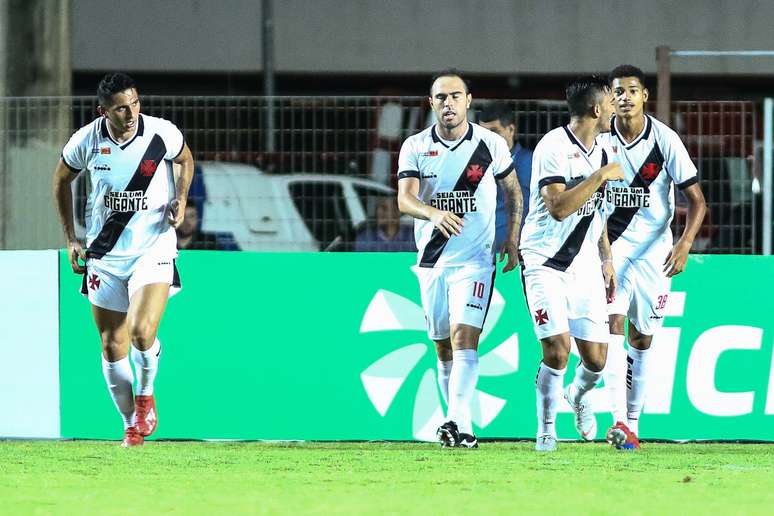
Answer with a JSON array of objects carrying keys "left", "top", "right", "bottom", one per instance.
[{"left": 2, "top": 440, "right": 773, "bottom": 515}]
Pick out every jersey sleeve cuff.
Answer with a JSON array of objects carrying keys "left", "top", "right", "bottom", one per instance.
[
  {"left": 494, "top": 163, "right": 514, "bottom": 180},
  {"left": 61, "top": 155, "right": 81, "bottom": 174},
  {"left": 677, "top": 176, "right": 698, "bottom": 190},
  {"left": 398, "top": 170, "right": 420, "bottom": 180},
  {"left": 538, "top": 176, "right": 566, "bottom": 189},
  {"left": 172, "top": 138, "right": 186, "bottom": 160}
]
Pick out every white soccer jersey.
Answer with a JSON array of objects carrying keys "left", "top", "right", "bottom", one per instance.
[
  {"left": 397, "top": 123, "right": 514, "bottom": 268},
  {"left": 520, "top": 126, "right": 609, "bottom": 272},
  {"left": 602, "top": 114, "right": 698, "bottom": 260},
  {"left": 62, "top": 114, "right": 185, "bottom": 261}
]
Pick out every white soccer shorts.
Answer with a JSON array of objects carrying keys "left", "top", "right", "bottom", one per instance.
[
  {"left": 81, "top": 251, "right": 181, "bottom": 313},
  {"left": 413, "top": 264, "right": 496, "bottom": 341},
  {"left": 522, "top": 263, "right": 609, "bottom": 343},
  {"left": 607, "top": 255, "right": 671, "bottom": 336}
]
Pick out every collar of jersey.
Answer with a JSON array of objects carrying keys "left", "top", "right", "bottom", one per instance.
[
  {"left": 562, "top": 125, "right": 596, "bottom": 156},
  {"left": 611, "top": 114, "right": 651, "bottom": 150},
  {"left": 100, "top": 115, "right": 145, "bottom": 150},
  {"left": 431, "top": 123, "right": 473, "bottom": 151}
]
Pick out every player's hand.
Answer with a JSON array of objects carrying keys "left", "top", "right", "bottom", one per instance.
[
  {"left": 167, "top": 197, "right": 186, "bottom": 228},
  {"left": 600, "top": 163, "right": 624, "bottom": 182},
  {"left": 602, "top": 259, "right": 616, "bottom": 303},
  {"left": 67, "top": 240, "right": 86, "bottom": 274},
  {"left": 429, "top": 208, "right": 463, "bottom": 238},
  {"left": 664, "top": 239, "right": 691, "bottom": 277},
  {"left": 499, "top": 240, "right": 520, "bottom": 273}
]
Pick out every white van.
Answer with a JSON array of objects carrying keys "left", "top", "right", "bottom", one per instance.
[{"left": 72, "top": 161, "right": 396, "bottom": 252}]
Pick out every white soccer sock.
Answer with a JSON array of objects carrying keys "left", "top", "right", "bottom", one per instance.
[
  {"left": 436, "top": 360, "right": 452, "bottom": 405},
  {"left": 130, "top": 338, "right": 161, "bottom": 396},
  {"left": 535, "top": 362, "right": 565, "bottom": 437},
  {"left": 570, "top": 362, "right": 604, "bottom": 404},
  {"left": 626, "top": 346, "right": 651, "bottom": 434},
  {"left": 101, "top": 356, "right": 136, "bottom": 429},
  {"left": 446, "top": 349, "right": 479, "bottom": 435},
  {"left": 604, "top": 334, "right": 628, "bottom": 423}
]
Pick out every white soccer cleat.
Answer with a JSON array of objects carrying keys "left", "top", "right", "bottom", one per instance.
[
  {"left": 535, "top": 434, "right": 557, "bottom": 452},
  {"left": 564, "top": 384, "right": 597, "bottom": 441}
]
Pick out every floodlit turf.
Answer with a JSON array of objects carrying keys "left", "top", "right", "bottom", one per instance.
[{"left": 1, "top": 441, "right": 773, "bottom": 515}]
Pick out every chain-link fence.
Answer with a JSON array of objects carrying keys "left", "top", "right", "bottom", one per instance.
[{"left": 0, "top": 96, "right": 760, "bottom": 253}]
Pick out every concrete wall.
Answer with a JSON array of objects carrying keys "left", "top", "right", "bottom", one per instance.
[{"left": 73, "top": 0, "right": 774, "bottom": 75}]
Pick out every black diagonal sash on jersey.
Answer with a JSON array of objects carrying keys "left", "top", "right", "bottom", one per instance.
[
  {"left": 607, "top": 143, "right": 665, "bottom": 245},
  {"left": 87, "top": 134, "right": 167, "bottom": 259},
  {"left": 419, "top": 140, "right": 493, "bottom": 267},
  {"left": 542, "top": 150, "right": 608, "bottom": 272}
]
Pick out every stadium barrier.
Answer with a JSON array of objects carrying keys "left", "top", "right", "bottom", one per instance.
[
  {"left": 3, "top": 250, "right": 772, "bottom": 441},
  {"left": 0, "top": 97, "right": 759, "bottom": 253}
]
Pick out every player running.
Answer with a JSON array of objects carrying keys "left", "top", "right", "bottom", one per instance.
[
  {"left": 53, "top": 72, "right": 194, "bottom": 447},
  {"left": 520, "top": 76, "right": 623, "bottom": 452},
  {"left": 397, "top": 69, "right": 522, "bottom": 448},
  {"left": 601, "top": 65, "right": 706, "bottom": 449}
]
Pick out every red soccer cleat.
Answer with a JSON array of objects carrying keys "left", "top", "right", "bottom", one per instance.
[
  {"left": 606, "top": 421, "right": 641, "bottom": 450},
  {"left": 134, "top": 395, "right": 158, "bottom": 437},
  {"left": 121, "top": 426, "right": 144, "bottom": 447}
]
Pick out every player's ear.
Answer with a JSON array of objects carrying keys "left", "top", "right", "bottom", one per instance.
[
  {"left": 466, "top": 93, "right": 472, "bottom": 110},
  {"left": 96, "top": 105, "right": 105, "bottom": 117},
  {"left": 642, "top": 88, "right": 649, "bottom": 103},
  {"left": 427, "top": 95, "right": 433, "bottom": 109}
]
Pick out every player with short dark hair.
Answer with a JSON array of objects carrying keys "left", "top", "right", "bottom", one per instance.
[
  {"left": 53, "top": 72, "right": 195, "bottom": 447},
  {"left": 520, "top": 75, "right": 623, "bottom": 452},
  {"left": 602, "top": 65, "right": 706, "bottom": 449},
  {"left": 397, "top": 69, "right": 522, "bottom": 448}
]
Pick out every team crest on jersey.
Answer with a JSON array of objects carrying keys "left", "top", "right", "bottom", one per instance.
[
  {"left": 640, "top": 162, "right": 662, "bottom": 181},
  {"left": 466, "top": 164, "right": 484, "bottom": 185},
  {"left": 140, "top": 159, "right": 157, "bottom": 177},
  {"left": 100, "top": 147, "right": 111, "bottom": 155},
  {"left": 421, "top": 150, "right": 439, "bottom": 157}
]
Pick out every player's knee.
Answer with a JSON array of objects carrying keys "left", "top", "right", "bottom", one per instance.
[
  {"left": 629, "top": 332, "right": 652, "bottom": 350},
  {"left": 100, "top": 337, "right": 128, "bottom": 361},
  {"left": 584, "top": 352, "right": 607, "bottom": 372},
  {"left": 129, "top": 319, "right": 159, "bottom": 349},
  {"left": 541, "top": 342, "right": 569, "bottom": 369}
]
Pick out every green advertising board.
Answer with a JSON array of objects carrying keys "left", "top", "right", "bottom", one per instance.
[{"left": 59, "top": 252, "right": 774, "bottom": 441}]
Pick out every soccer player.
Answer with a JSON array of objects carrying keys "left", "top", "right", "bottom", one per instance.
[
  {"left": 602, "top": 65, "right": 706, "bottom": 448},
  {"left": 52, "top": 72, "right": 194, "bottom": 447},
  {"left": 397, "top": 69, "right": 523, "bottom": 448},
  {"left": 520, "top": 76, "right": 623, "bottom": 452}
]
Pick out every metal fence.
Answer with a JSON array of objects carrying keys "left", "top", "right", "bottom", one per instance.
[{"left": 0, "top": 96, "right": 761, "bottom": 253}]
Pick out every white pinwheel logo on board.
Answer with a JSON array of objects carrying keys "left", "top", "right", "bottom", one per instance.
[{"left": 359, "top": 287, "right": 519, "bottom": 441}]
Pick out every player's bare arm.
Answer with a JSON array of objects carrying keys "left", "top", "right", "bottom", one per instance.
[
  {"left": 497, "top": 171, "right": 522, "bottom": 273},
  {"left": 52, "top": 159, "right": 86, "bottom": 274},
  {"left": 167, "top": 143, "right": 195, "bottom": 228},
  {"left": 598, "top": 224, "right": 616, "bottom": 301},
  {"left": 397, "top": 176, "right": 463, "bottom": 238},
  {"left": 541, "top": 163, "right": 623, "bottom": 220},
  {"left": 664, "top": 182, "right": 707, "bottom": 277}
]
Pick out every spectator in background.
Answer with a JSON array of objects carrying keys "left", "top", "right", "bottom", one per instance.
[
  {"left": 177, "top": 202, "right": 230, "bottom": 250},
  {"left": 354, "top": 196, "right": 416, "bottom": 252},
  {"left": 479, "top": 102, "right": 533, "bottom": 250}
]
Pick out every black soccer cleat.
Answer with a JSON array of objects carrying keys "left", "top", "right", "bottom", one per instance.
[
  {"left": 436, "top": 420, "right": 460, "bottom": 448},
  {"left": 458, "top": 433, "right": 479, "bottom": 449}
]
